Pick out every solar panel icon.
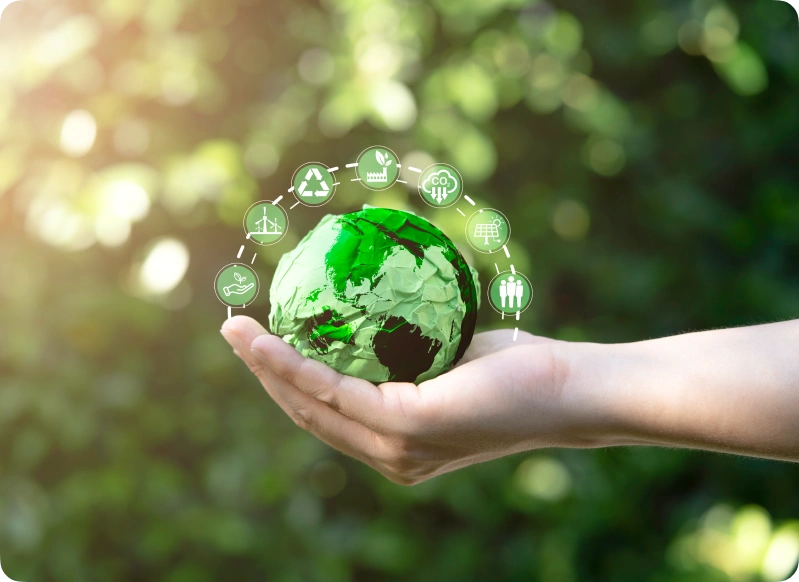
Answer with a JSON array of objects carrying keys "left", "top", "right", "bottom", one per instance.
[
  {"left": 466, "top": 208, "right": 511, "bottom": 254},
  {"left": 474, "top": 218, "right": 504, "bottom": 245}
]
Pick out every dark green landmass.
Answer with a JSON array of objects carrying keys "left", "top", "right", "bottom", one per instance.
[
  {"left": 306, "top": 307, "right": 356, "bottom": 354},
  {"left": 322, "top": 207, "right": 478, "bottom": 366},
  {"left": 372, "top": 315, "right": 443, "bottom": 382}
]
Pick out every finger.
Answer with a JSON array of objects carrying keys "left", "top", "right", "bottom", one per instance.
[
  {"left": 220, "top": 316, "right": 270, "bottom": 373},
  {"left": 222, "top": 317, "right": 318, "bottom": 420},
  {"left": 254, "top": 359, "right": 386, "bottom": 469},
  {"left": 221, "top": 318, "right": 386, "bottom": 467},
  {"left": 222, "top": 316, "right": 313, "bottom": 421},
  {"left": 222, "top": 317, "right": 286, "bottom": 404},
  {"left": 250, "top": 334, "right": 394, "bottom": 431}
]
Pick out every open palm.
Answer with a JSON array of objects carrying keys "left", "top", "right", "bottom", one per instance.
[{"left": 221, "top": 316, "right": 579, "bottom": 485}]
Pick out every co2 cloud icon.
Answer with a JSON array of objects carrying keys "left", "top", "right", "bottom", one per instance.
[{"left": 419, "top": 164, "right": 463, "bottom": 208}]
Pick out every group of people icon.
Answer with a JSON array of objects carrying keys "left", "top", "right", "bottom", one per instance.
[{"left": 499, "top": 276, "right": 525, "bottom": 309}]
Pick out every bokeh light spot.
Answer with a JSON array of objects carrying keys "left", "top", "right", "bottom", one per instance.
[
  {"left": 514, "top": 456, "right": 572, "bottom": 501},
  {"left": 33, "top": 14, "right": 100, "bottom": 67},
  {"left": 298, "top": 47, "right": 335, "bottom": 85},
  {"left": 552, "top": 200, "right": 590, "bottom": 241},
  {"left": 137, "top": 238, "right": 190, "bottom": 296},
  {"left": 95, "top": 214, "right": 130, "bottom": 247},
  {"left": 713, "top": 42, "right": 768, "bottom": 96},
  {"left": 586, "top": 138, "right": 625, "bottom": 176},
  {"left": 60, "top": 110, "right": 97, "bottom": 158},
  {"left": 369, "top": 80, "right": 417, "bottom": 131},
  {"left": 161, "top": 69, "right": 199, "bottom": 106},
  {"left": 103, "top": 180, "right": 151, "bottom": 221},
  {"left": 762, "top": 526, "right": 799, "bottom": 581},
  {"left": 308, "top": 460, "right": 347, "bottom": 498},
  {"left": 243, "top": 142, "right": 280, "bottom": 179},
  {"left": 542, "top": 12, "right": 583, "bottom": 59},
  {"left": 640, "top": 12, "right": 678, "bottom": 55},
  {"left": 678, "top": 21, "right": 704, "bottom": 56}
]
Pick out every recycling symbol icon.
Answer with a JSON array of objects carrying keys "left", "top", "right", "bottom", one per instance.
[{"left": 297, "top": 166, "right": 331, "bottom": 198}]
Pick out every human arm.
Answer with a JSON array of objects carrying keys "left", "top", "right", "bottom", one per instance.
[
  {"left": 567, "top": 318, "right": 799, "bottom": 462},
  {"left": 220, "top": 317, "right": 799, "bottom": 485}
]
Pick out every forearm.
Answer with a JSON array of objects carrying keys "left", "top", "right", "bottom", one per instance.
[{"left": 564, "top": 320, "right": 799, "bottom": 462}]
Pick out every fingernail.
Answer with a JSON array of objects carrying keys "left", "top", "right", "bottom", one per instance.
[{"left": 250, "top": 347, "right": 269, "bottom": 364}]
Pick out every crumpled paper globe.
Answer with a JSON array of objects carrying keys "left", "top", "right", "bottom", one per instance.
[{"left": 269, "top": 206, "right": 480, "bottom": 383}]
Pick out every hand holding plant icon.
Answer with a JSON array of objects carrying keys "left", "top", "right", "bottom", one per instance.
[
  {"left": 215, "top": 264, "right": 260, "bottom": 308},
  {"left": 223, "top": 271, "right": 255, "bottom": 297}
]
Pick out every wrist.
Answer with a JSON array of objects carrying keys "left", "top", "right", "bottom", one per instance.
[
  {"left": 556, "top": 339, "right": 658, "bottom": 449},
  {"left": 554, "top": 323, "right": 799, "bottom": 462}
]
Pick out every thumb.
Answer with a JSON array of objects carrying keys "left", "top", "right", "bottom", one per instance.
[{"left": 220, "top": 315, "right": 270, "bottom": 359}]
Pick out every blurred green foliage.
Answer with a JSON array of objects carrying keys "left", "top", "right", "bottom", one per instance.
[{"left": 1, "top": 0, "right": 799, "bottom": 580}]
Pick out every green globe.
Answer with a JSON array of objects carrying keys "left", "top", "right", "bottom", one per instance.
[{"left": 269, "top": 207, "right": 480, "bottom": 384}]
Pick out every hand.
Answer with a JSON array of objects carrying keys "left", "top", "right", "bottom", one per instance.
[
  {"left": 223, "top": 283, "right": 255, "bottom": 297},
  {"left": 221, "top": 316, "right": 598, "bottom": 485}
]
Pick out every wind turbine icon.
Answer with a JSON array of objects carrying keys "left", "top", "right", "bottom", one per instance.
[{"left": 253, "top": 205, "right": 282, "bottom": 235}]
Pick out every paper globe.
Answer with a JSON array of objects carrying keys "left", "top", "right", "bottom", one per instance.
[{"left": 269, "top": 207, "right": 480, "bottom": 383}]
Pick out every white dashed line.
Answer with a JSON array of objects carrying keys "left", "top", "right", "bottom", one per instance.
[
  {"left": 408, "top": 166, "right": 422, "bottom": 173},
  {"left": 273, "top": 195, "right": 283, "bottom": 205},
  {"left": 513, "top": 327, "right": 518, "bottom": 341},
  {"left": 464, "top": 195, "right": 475, "bottom": 206},
  {"left": 456, "top": 208, "right": 465, "bottom": 217},
  {"left": 503, "top": 245, "right": 510, "bottom": 258},
  {"left": 237, "top": 245, "right": 244, "bottom": 259}
]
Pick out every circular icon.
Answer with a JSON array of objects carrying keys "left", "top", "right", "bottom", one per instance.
[
  {"left": 488, "top": 271, "right": 533, "bottom": 315},
  {"left": 465, "top": 208, "right": 511, "bottom": 254},
  {"left": 355, "top": 146, "right": 400, "bottom": 191},
  {"left": 292, "top": 162, "right": 336, "bottom": 207},
  {"left": 215, "top": 263, "right": 260, "bottom": 308},
  {"left": 418, "top": 163, "right": 463, "bottom": 208},
  {"left": 243, "top": 200, "right": 289, "bottom": 246}
]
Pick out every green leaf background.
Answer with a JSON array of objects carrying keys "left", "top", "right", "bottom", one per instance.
[{"left": 0, "top": 0, "right": 798, "bottom": 580}]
